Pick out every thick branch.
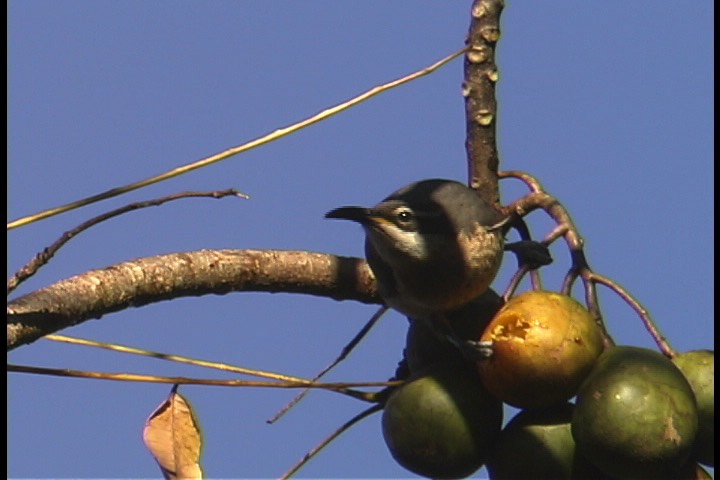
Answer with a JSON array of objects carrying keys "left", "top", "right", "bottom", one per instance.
[
  {"left": 7, "top": 249, "right": 379, "bottom": 350},
  {"left": 464, "top": 0, "right": 503, "bottom": 205}
]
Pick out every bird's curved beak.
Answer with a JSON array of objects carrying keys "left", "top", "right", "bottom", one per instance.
[{"left": 325, "top": 206, "right": 375, "bottom": 224}]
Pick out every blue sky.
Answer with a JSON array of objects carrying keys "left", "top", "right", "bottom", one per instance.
[{"left": 8, "top": 2, "right": 713, "bottom": 478}]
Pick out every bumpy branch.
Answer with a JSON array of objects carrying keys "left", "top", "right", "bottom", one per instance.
[
  {"left": 464, "top": 0, "right": 503, "bottom": 206},
  {"left": 7, "top": 250, "right": 378, "bottom": 350}
]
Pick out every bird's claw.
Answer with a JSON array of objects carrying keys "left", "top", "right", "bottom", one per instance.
[
  {"left": 504, "top": 240, "right": 553, "bottom": 269},
  {"left": 446, "top": 336, "right": 494, "bottom": 360}
]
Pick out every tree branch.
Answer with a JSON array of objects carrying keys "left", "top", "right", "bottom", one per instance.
[
  {"left": 464, "top": 0, "right": 503, "bottom": 205},
  {"left": 7, "top": 249, "right": 379, "bottom": 351}
]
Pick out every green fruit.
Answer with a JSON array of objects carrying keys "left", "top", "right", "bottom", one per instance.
[
  {"left": 572, "top": 346, "right": 699, "bottom": 479},
  {"left": 477, "top": 290, "right": 604, "bottom": 409},
  {"left": 673, "top": 350, "right": 714, "bottom": 467},
  {"left": 382, "top": 365, "right": 502, "bottom": 479},
  {"left": 487, "top": 403, "right": 610, "bottom": 479}
]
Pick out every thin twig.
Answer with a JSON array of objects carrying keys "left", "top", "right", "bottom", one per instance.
[
  {"left": 497, "top": 170, "right": 671, "bottom": 353},
  {"left": 7, "top": 363, "right": 399, "bottom": 393},
  {"left": 7, "top": 189, "right": 246, "bottom": 295},
  {"left": 7, "top": 47, "right": 469, "bottom": 230},
  {"left": 279, "top": 404, "right": 383, "bottom": 479},
  {"left": 503, "top": 264, "right": 530, "bottom": 301},
  {"left": 529, "top": 269, "right": 542, "bottom": 290},
  {"left": 43, "top": 334, "right": 393, "bottom": 399},
  {"left": 590, "top": 273, "right": 672, "bottom": 356},
  {"left": 267, "top": 306, "right": 388, "bottom": 423},
  {"left": 45, "top": 334, "right": 316, "bottom": 384}
]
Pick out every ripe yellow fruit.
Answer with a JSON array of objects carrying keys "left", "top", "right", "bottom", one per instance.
[{"left": 477, "top": 290, "right": 604, "bottom": 409}]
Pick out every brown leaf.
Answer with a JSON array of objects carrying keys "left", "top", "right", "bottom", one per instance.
[{"left": 143, "top": 385, "right": 203, "bottom": 479}]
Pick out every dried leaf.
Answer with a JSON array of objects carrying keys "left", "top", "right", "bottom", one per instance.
[{"left": 143, "top": 385, "right": 203, "bottom": 479}]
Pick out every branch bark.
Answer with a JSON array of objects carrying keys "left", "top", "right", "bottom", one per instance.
[
  {"left": 7, "top": 250, "right": 378, "bottom": 350},
  {"left": 464, "top": 0, "right": 503, "bottom": 205}
]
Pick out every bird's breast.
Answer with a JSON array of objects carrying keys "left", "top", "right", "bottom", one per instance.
[{"left": 374, "top": 227, "right": 504, "bottom": 318}]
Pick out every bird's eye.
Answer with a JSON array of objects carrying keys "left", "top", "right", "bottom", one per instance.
[{"left": 395, "top": 209, "right": 414, "bottom": 224}]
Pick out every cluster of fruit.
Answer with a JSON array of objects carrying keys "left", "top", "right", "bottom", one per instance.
[{"left": 381, "top": 289, "right": 714, "bottom": 479}]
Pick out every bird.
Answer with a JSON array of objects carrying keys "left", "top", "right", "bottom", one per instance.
[
  {"left": 326, "top": 179, "right": 507, "bottom": 321},
  {"left": 325, "top": 179, "right": 551, "bottom": 358}
]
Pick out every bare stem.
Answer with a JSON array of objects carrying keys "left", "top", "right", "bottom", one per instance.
[
  {"left": 497, "top": 170, "right": 672, "bottom": 355},
  {"left": 7, "top": 189, "right": 246, "bottom": 295},
  {"left": 279, "top": 404, "right": 383, "bottom": 479}
]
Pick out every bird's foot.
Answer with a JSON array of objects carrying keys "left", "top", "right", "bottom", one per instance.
[
  {"left": 504, "top": 240, "right": 553, "bottom": 269},
  {"left": 447, "top": 336, "right": 494, "bottom": 360}
]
